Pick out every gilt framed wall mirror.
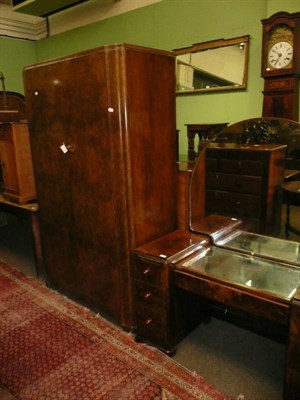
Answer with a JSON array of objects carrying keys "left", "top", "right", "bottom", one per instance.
[{"left": 174, "top": 35, "right": 250, "bottom": 94}]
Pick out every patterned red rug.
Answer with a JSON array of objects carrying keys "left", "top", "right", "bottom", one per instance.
[{"left": 0, "top": 262, "right": 231, "bottom": 400}]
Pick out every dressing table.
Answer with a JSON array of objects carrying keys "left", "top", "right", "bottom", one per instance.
[
  {"left": 136, "top": 117, "right": 300, "bottom": 399},
  {"left": 134, "top": 214, "right": 300, "bottom": 399}
]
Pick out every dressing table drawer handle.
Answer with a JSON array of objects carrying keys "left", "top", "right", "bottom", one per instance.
[
  {"left": 145, "top": 318, "right": 152, "bottom": 325},
  {"left": 144, "top": 292, "right": 152, "bottom": 300},
  {"left": 143, "top": 267, "right": 151, "bottom": 275}
]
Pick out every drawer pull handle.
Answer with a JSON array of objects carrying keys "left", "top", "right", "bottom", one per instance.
[
  {"left": 145, "top": 318, "right": 152, "bottom": 325},
  {"left": 143, "top": 267, "right": 150, "bottom": 275},
  {"left": 144, "top": 292, "right": 152, "bottom": 300},
  {"left": 236, "top": 201, "right": 241, "bottom": 206}
]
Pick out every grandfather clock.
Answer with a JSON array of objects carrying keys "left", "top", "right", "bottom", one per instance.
[{"left": 261, "top": 12, "right": 300, "bottom": 121}]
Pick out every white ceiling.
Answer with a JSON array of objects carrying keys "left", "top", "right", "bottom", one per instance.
[{"left": 0, "top": 0, "right": 162, "bottom": 38}]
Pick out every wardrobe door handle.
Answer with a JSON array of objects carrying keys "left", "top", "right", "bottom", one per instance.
[{"left": 60, "top": 142, "right": 76, "bottom": 154}]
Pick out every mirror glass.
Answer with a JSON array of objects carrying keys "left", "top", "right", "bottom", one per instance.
[
  {"left": 174, "top": 35, "right": 249, "bottom": 94},
  {"left": 189, "top": 118, "right": 300, "bottom": 243}
]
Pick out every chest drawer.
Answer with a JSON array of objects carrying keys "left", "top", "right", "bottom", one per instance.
[
  {"left": 218, "top": 158, "right": 264, "bottom": 175},
  {"left": 206, "top": 148, "right": 266, "bottom": 176},
  {"left": 206, "top": 189, "right": 261, "bottom": 218},
  {"left": 206, "top": 172, "right": 263, "bottom": 194}
]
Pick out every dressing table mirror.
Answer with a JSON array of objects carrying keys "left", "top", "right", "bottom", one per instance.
[
  {"left": 189, "top": 117, "right": 300, "bottom": 237},
  {"left": 174, "top": 35, "right": 249, "bottom": 94},
  {"left": 186, "top": 117, "right": 300, "bottom": 297},
  {"left": 175, "top": 119, "right": 300, "bottom": 398}
]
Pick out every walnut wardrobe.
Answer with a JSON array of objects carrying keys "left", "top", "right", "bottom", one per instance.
[{"left": 23, "top": 44, "right": 177, "bottom": 329}]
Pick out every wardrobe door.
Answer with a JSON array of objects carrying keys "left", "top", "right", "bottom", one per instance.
[
  {"left": 120, "top": 46, "right": 177, "bottom": 245},
  {"left": 24, "top": 50, "right": 124, "bottom": 321}
]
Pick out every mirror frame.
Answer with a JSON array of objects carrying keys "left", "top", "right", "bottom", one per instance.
[{"left": 173, "top": 35, "right": 250, "bottom": 95}]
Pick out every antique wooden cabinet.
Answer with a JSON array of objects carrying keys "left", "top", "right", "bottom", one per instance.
[
  {"left": 23, "top": 44, "right": 177, "bottom": 328},
  {"left": 0, "top": 122, "right": 36, "bottom": 204},
  {"left": 205, "top": 143, "right": 286, "bottom": 235}
]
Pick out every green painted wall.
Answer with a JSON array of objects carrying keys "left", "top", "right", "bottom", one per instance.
[
  {"left": 0, "top": 0, "right": 300, "bottom": 156},
  {"left": 0, "top": 37, "right": 36, "bottom": 92}
]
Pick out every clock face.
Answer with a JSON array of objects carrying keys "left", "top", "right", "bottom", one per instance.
[{"left": 267, "top": 41, "right": 293, "bottom": 69}]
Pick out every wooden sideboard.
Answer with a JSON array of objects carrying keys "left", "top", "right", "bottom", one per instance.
[
  {"left": 186, "top": 123, "right": 228, "bottom": 160},
  {"left": 0, "top": 91, "right": 26, "bottom": 123},
  {"left": 0, "top": 123, "right": 36, "bottom": 204}
]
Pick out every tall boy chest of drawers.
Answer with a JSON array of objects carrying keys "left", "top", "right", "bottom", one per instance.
[{"left": 205, "top": 143, "right": 286, "bottom": 235}]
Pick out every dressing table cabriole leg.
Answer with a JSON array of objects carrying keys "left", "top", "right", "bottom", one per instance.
[{"left": 285, "top": 289, "right": 300, "bottom": 399}]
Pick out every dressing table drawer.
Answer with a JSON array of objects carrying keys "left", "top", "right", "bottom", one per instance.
[
  {"left": 134, "top": 280, "right": 165, "bottom": 308},
  {"left": 133, "top": 255, "right": 169, "bottom": 349},
  {"left": 134, "top": 304, "right": 167, "bottom": 343},
  {"left": 133, "top": 230, "right": 209, "bottom": 352},
  {"left": 133, "top": 258, "right": 165, "bottom": 286}
]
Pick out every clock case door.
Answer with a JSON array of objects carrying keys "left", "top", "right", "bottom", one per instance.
[
  {"left": 262, "top": 76, "right": 299, "bottom": 120},
  {"left": 23, "top": 44, "right": 177, "bottom": 329}
]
